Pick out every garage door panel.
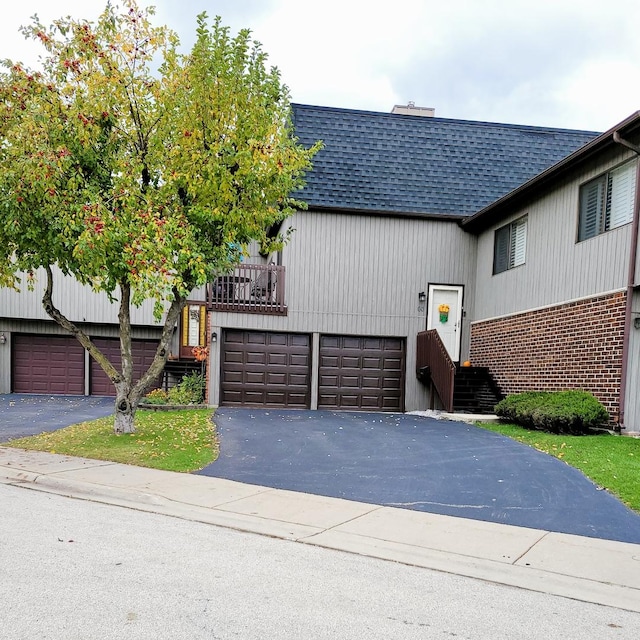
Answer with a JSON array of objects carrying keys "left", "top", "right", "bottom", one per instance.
[
  {"left": 320, "top": 355, "right": 339, "bottom": 368},
  {"left": 286, "top": 393, "right": 310, "bottom": 405},
  {"left": 223, "top": 350, "right": 244, "bottom": 364},
  {"left": 319, "top": 394, "right": 338, "bottom": 407},
  {"left": 221, "top": 330, "right": 311, "bottom": 408},
  {"left": 267, "top": 334, "right": 287, "bottom": 346},
  {"left": 242, "top": 391, "right": 265, "bottom": 404},
  {"left": 318, "top": 334, "right": 405, "bottom": 412},
  {"left": 289, "top": 354, "right": 310, "bottom": 367},
  {"left": 246, "top": 372, "right": 266, "bottom": 384},
  {"left": 222, "top": 390, "right": 243, "bottom": 404},
  {"left": 267, "top": 353, "right": 287, "bottom": 366},
  {"left": 289, "top": 335, "right": 309, "bottom": 347},
  {"left": 246, "top": 352, "right": 267, "bottom": 365},
  {"left": 265, "top": 392, "right": 287, "bottom": 404},
  {"left": 12, "top": 334, "right": 85, "bottom": 395},
  {"left": 321, "top": 336, "right": 339, "bottom": 349}
]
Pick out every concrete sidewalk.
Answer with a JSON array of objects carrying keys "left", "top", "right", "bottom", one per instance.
[{"left": 1, "top": 446, "right": 639, "bottom": 614}]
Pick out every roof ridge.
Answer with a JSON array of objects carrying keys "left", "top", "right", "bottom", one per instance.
[{"left": 291, "top": 103, "right": 601, "bottom": 136}]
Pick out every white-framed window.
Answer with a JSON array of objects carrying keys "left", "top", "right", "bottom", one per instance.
[
  {"left": 493, "top": 215, "right": 527, "bottom": 275},
  {"left": 578, "top": 160, "right": 636, "bottom": 242}
]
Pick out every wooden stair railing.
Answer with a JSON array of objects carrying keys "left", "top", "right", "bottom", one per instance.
[{"left": 416, "top": 329, "right": 455, "bottom": 412}]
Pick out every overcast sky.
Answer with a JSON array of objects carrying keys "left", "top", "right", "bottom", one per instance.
[{"left": 1, "top": 0, "right": 638, "bottom": 132}]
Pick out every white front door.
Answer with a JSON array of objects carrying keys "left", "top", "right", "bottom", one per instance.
[{"left": 426, "top": 284, "right": 463, "bottom": 362}]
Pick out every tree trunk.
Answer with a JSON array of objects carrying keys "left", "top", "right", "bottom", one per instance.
[
  {"left": 41, "top": 267, "right": 188, "bottom": 434},
  {"left": 114, "top": 393, "right": 136, "bottom": 434}
]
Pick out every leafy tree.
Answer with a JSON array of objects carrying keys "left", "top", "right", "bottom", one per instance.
[{"left": 0, "top": 1, "right": 320, "bottom": 433}]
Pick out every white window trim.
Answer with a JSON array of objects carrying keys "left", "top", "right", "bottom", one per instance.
[
  {"left": 493, "top": 215, "right": 527, "bottom": 275},
  {"left": 578, "top": 160, "right": 636, "bottom": 242}
]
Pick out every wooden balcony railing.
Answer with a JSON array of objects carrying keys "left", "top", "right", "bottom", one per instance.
[
  {"left": 207, "top": 263, "right": 287, "bottom": 315},
  {"left": 416, "top": 329, "right": 455, "bottom": 412}
]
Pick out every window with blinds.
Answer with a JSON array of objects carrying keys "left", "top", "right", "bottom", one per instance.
[
  {"left": 493, "top": 215, "right": 527, "bottom": 275},
  {"left": 578, "top": 160, "right": 636, "bottom": 242}
]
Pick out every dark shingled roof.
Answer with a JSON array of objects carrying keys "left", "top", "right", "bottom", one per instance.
[{"left": 292, "top": 103, "right": 600, "bottom": 218}]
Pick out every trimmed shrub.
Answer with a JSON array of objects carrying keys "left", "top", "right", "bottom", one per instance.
[{"left": 495, "top": 390, "right": 609, "bottom": 434}]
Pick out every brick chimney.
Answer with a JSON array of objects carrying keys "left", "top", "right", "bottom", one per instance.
[{"left": 391, "top": 102, "right": 435, "bottom": 117}]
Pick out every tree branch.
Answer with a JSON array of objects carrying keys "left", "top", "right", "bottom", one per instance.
[{"left": 42, "top": 265, "right": 122, "bottom": 384}]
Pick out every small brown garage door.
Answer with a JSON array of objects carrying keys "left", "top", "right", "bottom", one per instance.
[
  {"left": 221, "top": 330, "right": 311, "bottom": 408},
  {"left": 12, "top": 334, "right": 85, "bottom": 395},
  {"left": 90, "top": 338, "right": 160, "bottom": 396},
  {"left": 318, "top": 335, "right": 405, "bottom": 411}
]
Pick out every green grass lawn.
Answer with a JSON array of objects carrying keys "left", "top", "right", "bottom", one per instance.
[
  {"left": 4, "top": 409, "right": 218, "bottom": 473},
  {"left": 477, "top": 422, "right": 640, "bottom": 513}
]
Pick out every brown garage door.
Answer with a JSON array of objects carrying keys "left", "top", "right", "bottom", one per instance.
[
  {"left": 90, "top": 338, "right": 160, "bottom": 396},
  {"left": 221, "top": 330, "right": 311, "bottom": 408},
  {"left": 318, "top": 335, "right": 405, "bottom": 411},
  {"left": 12, "top": 334, "right": 85, "bottom": 395}
]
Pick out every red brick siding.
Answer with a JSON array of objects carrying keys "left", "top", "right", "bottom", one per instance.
[{"left": 469, "top": 292, "right": 626, "bottom": 421}]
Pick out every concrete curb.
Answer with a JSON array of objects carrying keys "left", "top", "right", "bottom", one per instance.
[{"left": 1, "top": 446, "right": 639, "bottom": 613}]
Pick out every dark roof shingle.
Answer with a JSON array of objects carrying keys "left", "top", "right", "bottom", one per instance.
[{"left": 292, "top": 104, "right": 600, "bottom": 217}]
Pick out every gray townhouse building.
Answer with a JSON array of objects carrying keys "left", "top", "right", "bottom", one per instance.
[{"left": 2, "top": 103, "right": 640, "bottom": 430}]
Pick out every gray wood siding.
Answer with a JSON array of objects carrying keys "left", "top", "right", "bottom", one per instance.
[
  {"left": 474, "top": 149, "right": 637, "bottom": 321},
  {"left": 0, "top": 269, "right": 207, "bottom": 326},
  {"left": 209, "top": 211, "right": 478, "bottom": 411},
  {"left": 213, "top": 212, "right": 476, "bottom": 333},
  {"left": 0, "top": 267, "right": 164, "bottom": 326}
]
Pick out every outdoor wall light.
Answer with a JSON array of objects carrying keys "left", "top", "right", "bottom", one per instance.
[
  {"left": 634, "top": 317, "right": 640, "bottom": 330},
  {"left": 211, "top": 331, "right": 218, "bottom": 343},
  {"left": 0, "top": 333, "right": 5, "bottom": 345},
  {"left": 418, "top": 291, "right": 426, "bottom": 304}
]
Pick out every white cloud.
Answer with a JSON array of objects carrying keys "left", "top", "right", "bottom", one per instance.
[
  {"left": 1, "top": 0, "right": 639, "bottom": 130},
  {"left": 556, "top": 58, "right": 640, "bottom": 131}
]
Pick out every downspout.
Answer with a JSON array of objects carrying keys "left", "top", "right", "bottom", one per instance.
[{"left": 612, "top": 131, "right": 640, "bottom": 431}]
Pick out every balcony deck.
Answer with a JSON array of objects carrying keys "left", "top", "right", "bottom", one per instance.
[{"left": 207, "top": 263, "right": 287, "bottom": 316}]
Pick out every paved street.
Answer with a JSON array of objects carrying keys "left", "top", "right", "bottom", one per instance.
[{"left": 1, "top": 483, "right": 639, "bottom": 640}]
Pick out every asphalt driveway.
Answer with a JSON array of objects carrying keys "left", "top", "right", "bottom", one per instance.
[
  {"left": 0, "top": 394, "right": 114, "bottom": 441},
  {"left": 198, "top": 408, "right": 640, "bottom": 544}
]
